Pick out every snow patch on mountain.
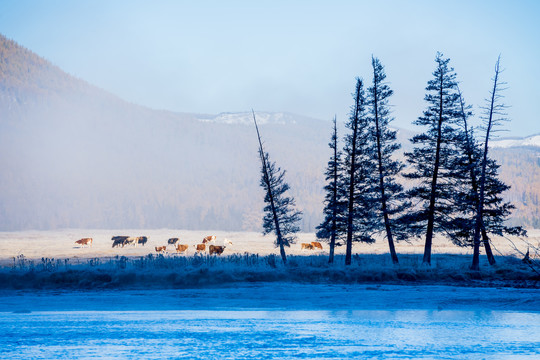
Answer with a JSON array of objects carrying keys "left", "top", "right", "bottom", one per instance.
[
  {"left": 490, "top": 134, "right": 540, "bottom": 148},
  {"left": 197, "top": 112, "right": 297, "bottom": 125}
]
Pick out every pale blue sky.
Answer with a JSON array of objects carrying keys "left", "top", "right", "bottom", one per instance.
[{"left": 1, "top": 0, "right": 539, "bottom": 136}]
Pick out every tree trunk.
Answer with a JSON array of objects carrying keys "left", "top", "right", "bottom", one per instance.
[
  {"left": 469, "top": 160, "right": 496, "bottom": 265},
  {"left": 329, "top": 218, "right": 336, "bottom": 264},
  {"left": 482, "top": 227, "right": 496, "bottom": 265},
  {"left": 471, "top": 57, "right": 500, "bottom": 271},
  {"left": 264, "top": 159, "right": 288, "bottom": 264},
  {"left": 329, "top": 118, "right": 338, "bottom": 264},
  {"left": 345, "top": 85, "right": 361, "bottom": 266},
  {"left": 384, "top": 212, "right": 398, "bottom": 264},
  {"left": 253, "top": 111, "right": 287, "bottom": 264},
  {"left": 372, "top": 64, "right": 398, "bottom": 264},
  {"left": 423, "top": 70, "right": 444, "bottom": 265},
  {"left": 458, "top": 90, "right": 497, "bottom": 266}
]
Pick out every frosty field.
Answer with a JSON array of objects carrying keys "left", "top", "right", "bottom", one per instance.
[
  {"left": 1, "top": 228, "right": 538, "bottom": 263},
  {"left": 1, "top": 229, "right": 539, "bottom": 290}
]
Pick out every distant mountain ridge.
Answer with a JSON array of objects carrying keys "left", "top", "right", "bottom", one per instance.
[
  {"left": 197, "top": 111, "right": 308, "bottom": 125},
  {"left": 0, "top": 33, "right": 538, "bottom": 231},
  {"left": 491, "top": 134, "right": 540, "bottom": 148}
]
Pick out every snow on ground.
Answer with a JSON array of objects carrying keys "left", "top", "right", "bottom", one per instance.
[{"left": 0, "top": 228, "right": 537, "bottom": 265}]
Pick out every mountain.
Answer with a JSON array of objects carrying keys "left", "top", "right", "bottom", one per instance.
[
  {"left": 0, "top": 34, "right": 539, "bottom": 231},
  {"left": 0, "top": 34, "right": 331, "bottom": 231},
  {"left": 491, "top": 134, "right": 540, "bottom": 149},
  {"left": 197, "top": 112, "right": 310, "bottom": 126}
]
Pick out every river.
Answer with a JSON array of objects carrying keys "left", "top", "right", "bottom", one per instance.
[{"left": 1, "top": 284, "right": 539, "bottom": 359}]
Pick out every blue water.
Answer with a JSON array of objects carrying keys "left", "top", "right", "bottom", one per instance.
[
  {"left": 0, "top": 285, "right": 539, "bottom": 359},
  {"left": 2, "top": 310, "right": 540, "bottom": 359}
]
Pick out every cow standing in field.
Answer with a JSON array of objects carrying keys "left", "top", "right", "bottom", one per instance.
[
  {"left": 195, "top": 244, "right": 206, "bottom": 252},
  {"left": 112, "top": 236, "right": 129, "bottom": 248},
  {"left": 125, "top": 237, "right": 138, "bottom": 247},
  {"left": 202, "top": 235, "right": 216, "bottom": 244},
  {"left": 301, "top": 243, "right": 314, "bottom": 250},
  {"left": 176, "top": 244, "right": 189, "bottom": 253},
  {"left": 209, "top": 245, "right": 225, "bottom": 255},
  {"left": 136, "top": 236, "right": 148, "bottom": 246},
  {"left": 75, "top": 238, "right": 93, "bottom": 247},
  {"left": 311, "top": 242, "right": 323, "bottom": 250},
  {"left": 168, "top": 238, "right": 180, "bottom": 246},
  {"left": 155, "top": 246, "right": 167, "bottom": 253}
]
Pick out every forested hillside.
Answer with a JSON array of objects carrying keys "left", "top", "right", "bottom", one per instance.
[
  {"left": 491, "top": 146, "right": 540, "bottom": 228},
  {"left": 0, "top": 34, "right": 538, "bottom": 231},
  {"left": 0, "top": 34, "right": 328, "bottom": 231}
]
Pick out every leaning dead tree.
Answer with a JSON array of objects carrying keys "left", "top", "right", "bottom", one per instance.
[
  {"left": 470, "top": 56, "right": 527, "bottom": 270},
  {"left": 455, "top": 87, "right": 496, "bottom": 265},
  {"left": 253, "top": 110, "right": 302, "bottom": 264}
]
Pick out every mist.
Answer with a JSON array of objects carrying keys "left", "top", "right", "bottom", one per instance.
[{"left": 0, "top": 51, "right": 329, "bottom": 231}]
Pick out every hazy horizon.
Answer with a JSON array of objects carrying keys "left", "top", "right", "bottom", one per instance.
[
  {"left": 1, "top": 1, "right": 539, "bottom": 233},
  {"left": 1, "top": 0, "right": 539, "bottom": 136}
]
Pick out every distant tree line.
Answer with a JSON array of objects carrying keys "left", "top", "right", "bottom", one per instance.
[{"left": 254, "top": 52, "right": 526, "bottom": 270}]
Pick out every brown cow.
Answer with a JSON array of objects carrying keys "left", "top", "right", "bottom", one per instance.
[
  {"left": 155, "top": 246, "right": 167, "bottom": 253},
  {"left": 75, "top": 238, "right": 93, "bottom": 247},
  {"left": 168, "top": 238, "right": 180, "bottom": 245},
  {"left": 202, "top": 235, "right": 216, "bottom": 244},
  {"left": 194, "top": 244, "right": 206, "bottom": 252},
  {"left": 301, "top": 243, "right": 314, "bottom": 250},
  {"left": 311, "top": 241, "right": 323, "bottom": 250},
  {"left": 209, "top": 245, "right": 225, "bottom": 255},
  {"left": 176, "top": 244, "right": 189, "bottom": 253}
]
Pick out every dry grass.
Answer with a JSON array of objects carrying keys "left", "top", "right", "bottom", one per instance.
[{"left": 0, "top": 229, "right": 538, "bottom": 290}]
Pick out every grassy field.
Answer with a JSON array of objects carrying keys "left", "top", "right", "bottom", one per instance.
[
  {"left": 1, "top": 228, "right": 538, "bottom": 261},
  {"left": 0, "top": 229, "right": 538, "bottom": 289}
]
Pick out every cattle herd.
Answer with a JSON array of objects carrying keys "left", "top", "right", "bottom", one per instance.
[
  {"left": 74, "top": 236, "right": 323, "bottom": 255},
  {"left": 72, "top": 234, "right": 235, "bottom": 256}
]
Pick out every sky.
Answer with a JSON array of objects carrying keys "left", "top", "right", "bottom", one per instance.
[{"left": 1, "top": 0, "right": 539, "bottom": 136}]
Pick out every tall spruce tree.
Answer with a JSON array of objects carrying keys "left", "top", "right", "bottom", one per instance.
[
  {"left": 316, "top": 117, "right": 347, "bottom": 263},
  {"left": 402, "top": 52, "right": 464, "bottom": 265},
  {"left": 253, "top": 111, "right": 302, "bottom": 264},
  {"left": 470, "top": 56, "right": 526, "bottom": 270},
  {"left": 367, "top": 56, "right": 407, "bottom": 264},
  {"left": 344, "top": 78, "right": 378, "bottom": 266}
]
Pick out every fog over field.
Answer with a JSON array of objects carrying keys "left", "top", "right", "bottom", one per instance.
[{"left": 1, "top": 34, "right": 539, "bottom": 233}]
